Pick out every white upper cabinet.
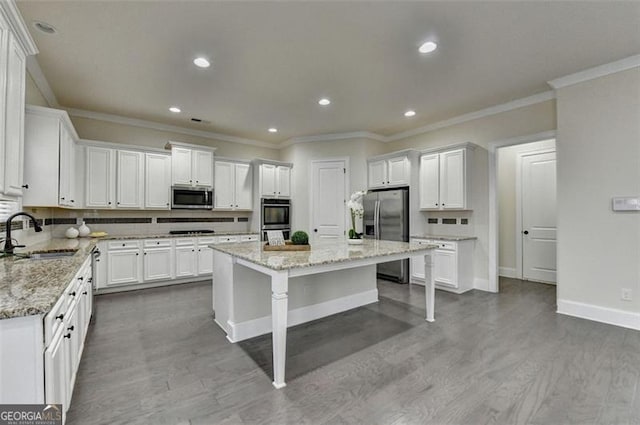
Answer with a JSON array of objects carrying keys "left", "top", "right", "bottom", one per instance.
[
  {"left": 214, "top": 160, "right": 253, "bottom": 210},
  {"left": 116, "top": 150, "right": 144, "bottom": 209},
  {"left": 259, "top": 163, "right": 291, "bottom": 198},
  {"left": 419, "top": 147, "right": 471, "bottom": 210},
  {"left": 368, "top": 155, "right": 409, "bottom": 189},
  {"left": 144, "top": 153, "right": 171, "bottom": 209},
  {"left": 171, "top": 145, "right": 214, "bottom": 188},
  {"left": 85, "top": 146, "right": 115, "bottom": 208},
  {"left": 23, "top": 106, "right": 79, "bottom": 208}
]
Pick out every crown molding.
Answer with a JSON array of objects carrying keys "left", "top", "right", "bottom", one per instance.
[
  {"left": 548, "top": 54, "right": 640, "bottom": 90},
  {"left": 66, "top": 108, "right": 278, "bottom": 150},
  {"left": 26, "top": 57, "right": 59, "bottom": 107},
  {"left": 279, "top": 131, "right": 386, "bottom": 148},
  {"left": 385, "top": 90, "right": 556, "bottom": 143},
  {"left": 26, "top": 104, "right": 78, "bottom": 139},
  {"left": 0, "top": 0, "right": 38, "bottom": 55}
]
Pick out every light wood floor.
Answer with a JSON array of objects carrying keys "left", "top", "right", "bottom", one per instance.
[{"left": 66, "top": 278, "right": 639, "bottom": 425}]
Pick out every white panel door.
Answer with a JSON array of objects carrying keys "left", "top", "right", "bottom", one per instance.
[
  {"left": 440, "top": 149, "right": 466, "bottom": 209},
  {"left": 214, "top": 161, "right": 235, "bottom": 208},
  {"left": 368, "top": 160, "right": 387, "bottom": 188},
  {"left": 387, "top": 156, "right": 409, "bottom": 186},
  {"left": 419, "top": 154, "right": 440, "bottom": 209},
  {"left": 235, "top": 163, "right": 253, "bottom": 209},
  {"left": 311, "top": 160, "right": 346, "bottom": 239},
  {"left": 85, "top": 147, "right": 115, "bottom": 208},
  {"left": 143, "top": 248, "right": 173, "bottom": 281},
  {"left": 171, "top": 147, "right": 192, "bottom": 185},
  {"left": 522, "top": 151, "right": 557, "bottom": 283},
  {"left": 193, "top": 150, "right": 213, "bottom": 187},
  {"left": 116, "top": 150, "right": 143, "bottom": 208},
  {"left": 175, "top": 246, "right": 197, "bottom": 278},
  {"left": 2, "top": 36, "right": 26, "bottom": 197},
  {"left": 260, "top": 164, "right": 277, "bottom": 197},
  {"left": 276, "top": 166, "right": 291, "bottom": 197},
  {"left": 106, "top": 250, "right": 141, "bottom": 286},
  {"left": 145, "top": 153, "right": 171, "bottom": 209}
]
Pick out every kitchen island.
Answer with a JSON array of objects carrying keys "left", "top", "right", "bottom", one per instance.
[{"left": 210, "top": 238, "right": 437, "bottom": 388}]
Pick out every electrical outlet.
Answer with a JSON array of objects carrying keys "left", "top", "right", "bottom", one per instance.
[{"left": 621, "top": 288, "right": 632, "bottom": 301}]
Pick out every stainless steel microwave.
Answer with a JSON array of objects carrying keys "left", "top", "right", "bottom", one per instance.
[{"left": 171, "top": 186, "right": 213, "bottom": 209}]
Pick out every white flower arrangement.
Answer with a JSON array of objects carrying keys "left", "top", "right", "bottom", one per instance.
[{"left": 347, "top": 190, "right": 367, "bottom": 239}]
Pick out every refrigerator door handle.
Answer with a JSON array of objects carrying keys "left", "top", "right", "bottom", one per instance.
[{"left": 375, "top": 200, "right": 381, "bottom": 240}]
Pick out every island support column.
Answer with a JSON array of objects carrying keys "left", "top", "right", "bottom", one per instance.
[
  {"left": 424, "top": 252, "right": 435, "bottom": 322},
  {"left": 271, "top": 270, "right": 289, "bottom": 388}
]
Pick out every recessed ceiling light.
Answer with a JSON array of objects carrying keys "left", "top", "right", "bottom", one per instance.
[
  {"left": 418, "top": 41, "right": 438, "bottom": 54},
  {"left": 404, "top": 110, "right": 416, "bottom": 117},
  {"left": 268, "top": 128, "right": 278, "bottom": 133},
  {"left": 169, "top": 106, "right": 181, "bottom": 113},
  {"left": 318, "top": 98, "right": 331, "bottom": 106},
  {"left": 33, "top": 21, "right": 57, "bottom": 35},
  {"left": 193, "top": 57, "right": 210, "bottom": 68}
]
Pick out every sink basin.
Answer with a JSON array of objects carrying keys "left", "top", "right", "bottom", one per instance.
[{"left": 29, "top": 250, "right": 78, "bottom": 260}]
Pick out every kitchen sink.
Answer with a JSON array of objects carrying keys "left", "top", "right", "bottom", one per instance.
[{"left": 28, "top": 250, "right": 78, "bottom": 260}]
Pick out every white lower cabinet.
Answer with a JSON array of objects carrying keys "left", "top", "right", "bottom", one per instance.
[
  {"left": 1, "top": 255, "right": 93, "bottom": 422},
  {"left": 410, "top": 238, "right": 475, "bottom": 293},
  {"left": 97, "top": 235, "right": 256, "bottom": 292}
]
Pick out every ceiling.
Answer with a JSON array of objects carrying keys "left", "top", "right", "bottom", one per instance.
[{"left": 17, "top": 1, "right": 640, "bottom": 145}]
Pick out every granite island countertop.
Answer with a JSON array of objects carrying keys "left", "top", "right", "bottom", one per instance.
[
  {"left": 209, "top": 238, "right": 438, "bottom": 271},
  {"left": 410, "top": 234, "right": 478, "bottom": 241},
  {"left": 0, "top": 238, "right": 97, "bottom": 320},
  {"left": 93, "top": 231, "right": 258, "bottom": 240}
]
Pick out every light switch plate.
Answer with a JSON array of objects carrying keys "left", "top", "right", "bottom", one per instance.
[{"left": 612, "top": 197, "right": 640, "bottom": 211}]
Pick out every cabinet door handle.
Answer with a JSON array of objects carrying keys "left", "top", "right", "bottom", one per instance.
[
  {"left": 78, "top": 276, "right": 84, "bottom": 281},
  {"left": 22, "top": 184, "right": 29, "bottom": 189}
]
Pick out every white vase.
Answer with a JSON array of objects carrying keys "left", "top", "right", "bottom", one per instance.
[
  {"left": 347, "top": 238, "right": 363, "bottom": 245},
  {"left": 78, "top": 221, "right": 91, "bottom": 237},
  {"left": 65, "top": 227, "right": 79, "bottom": 239}
]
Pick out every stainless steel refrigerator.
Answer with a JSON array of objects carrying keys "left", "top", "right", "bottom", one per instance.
[{"left": 363, "top": 188, "right": 410, "bottom": 283}]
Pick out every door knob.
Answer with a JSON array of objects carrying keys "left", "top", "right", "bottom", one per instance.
[{"left": 523, "top": 230, "right": 529, "bottom": 235}]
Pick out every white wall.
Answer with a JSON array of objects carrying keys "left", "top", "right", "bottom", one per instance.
[
  {"left": 279, "top": 137, "right": 385, "bottom": 234},
  {"left": 384, "top": 101, "right": 557, "bottom": 286},
  {"left": 498, "top": 139, "right": 556, "bottom": 274},
  {"left": 556, "top": 68, "right": 640, "bottom": 321}
]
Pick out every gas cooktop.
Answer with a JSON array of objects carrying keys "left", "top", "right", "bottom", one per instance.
[{"left": 168, "top": 230, "right": 215, "bottom": 235}]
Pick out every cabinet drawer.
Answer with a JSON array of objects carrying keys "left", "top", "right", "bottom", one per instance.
[
  {"left": 240, "top": 235, "right": 258, "bottom": 242},
  {"left": 144, "top": 239, "right": 172, "bottom": 248},
  {"left": 175, "top": 238, "right": 196, "bottom": 246},
  {"left": 436, "top": 241, "right": 456, "bottom": 251},
  {"left": 411, "top": 238, "right": 431, "bottom": 245},
  {"left": 197, "top": 237, "right": 217, "bottom": 245},
  {"left": 108, "top": 240, "right": 141, "bottom": 250},
  {"left": 218, "top": 236, "right": 238, "bottom": 243}
]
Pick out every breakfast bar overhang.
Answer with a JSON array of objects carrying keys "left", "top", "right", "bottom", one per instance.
[{"left": 210, "top": 239, "right": 437, "bottom": 389}]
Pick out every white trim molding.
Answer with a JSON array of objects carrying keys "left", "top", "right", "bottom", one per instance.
[
  {"left": 386, "top": 91, "right": 556, "bottom": 143},
  {"left": 498, "top": 267, "right": 516, "bottom": 278},
  {"left": 225, "top": 289, "right": 379, "bottom": 342},
  {"left": 66, "top": 108, "right": 277, "bottom": 149},
  {"left": 0, "top": 0, "right": 38, "bottom": 55},
  {"left": 548, "top": 54, "right": 640, "bottom": 89},
  {"left": 281, "top": 131, "right": 386, "bottom": 148},
  {"left": 473, "top": 278, "right": 490, "bottom": 292},
  {"left": 26, "top": 57, "right": 59, "bottom": 107},
  {"left": 557, "top": 299, "right": 640, "bottom": 331}
]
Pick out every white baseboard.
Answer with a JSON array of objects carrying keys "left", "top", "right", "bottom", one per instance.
[
  {"left": 226, "top": 289, "right": 379, "bottom": 342},
  {"left": 473, "top": 277, "right": 490, "bottom": 292},
  {"left": 557, "top": 299, "right": 640, "bottom": 331},
  {"left": 499, "top": 267, "right": 517, "bottom": 278}
]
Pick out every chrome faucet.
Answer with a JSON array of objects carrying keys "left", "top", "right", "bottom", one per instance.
[{"left": 2, "top": 212, "right": 43, "bottom": 255}]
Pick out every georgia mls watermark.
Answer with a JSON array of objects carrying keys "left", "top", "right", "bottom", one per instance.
[{"left": 0, "top": 404, "right": 62, "bottom": 425}]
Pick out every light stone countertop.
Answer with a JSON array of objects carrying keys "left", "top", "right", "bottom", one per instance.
[
  {"left": 94, "top": 231, "right": 258, "bottom": 240},
  {"left": 210, "top": 238, "right": 438, "bottom": 271},
  {"left": 0, "top": 238, "right": 98, "bottom": 320},
  {"left": 410, "top": 235, "right": 478, "bottom": 241}
]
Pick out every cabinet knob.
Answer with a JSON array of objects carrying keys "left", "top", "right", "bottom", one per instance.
[
  {"left": 64, "top": 333, "right": 71, "bottom": 339},
  {"left": 235, "top": 205, "right": 238, "bottom": 207},
  {"left": 69, "top": 291, "right": 76, "bottom": 296},
  {"left": 523, "top": 230, "right": 529, "bottom": 235},
  {"left": 82, "top": 291, "right": 88, "bottom": 295},
  {"left": 78, "top": 276, "right": 84, "bottom": 281},
  {"left": 21, "top": 184, "right": 29, "bottom": 189},
  {"left": 61, "top": 197, "right": 65, "bottom": 200},
  {"left": 144, "top": 252, "right": 147, "bottom": 255},
  {"left": 67, "top": 325, "right": 74, "bottom": 331},
  {"left": 136, "top": 253, "right": 139, "bottom": 256},
  {"left": 117, "top": 202, "right": 120, "bottom": 205},
  {"left": 122, "top": 243, "right": 125, "bottom": 246},
  {"left": 435, "top": 203, "right": 438, "bottom": 206},
  {"left": 108, "top": 202, "right": 112, "bottom": 205},
  {"left": 55, "top": 314, "right": 64, "bottom": 321}
]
